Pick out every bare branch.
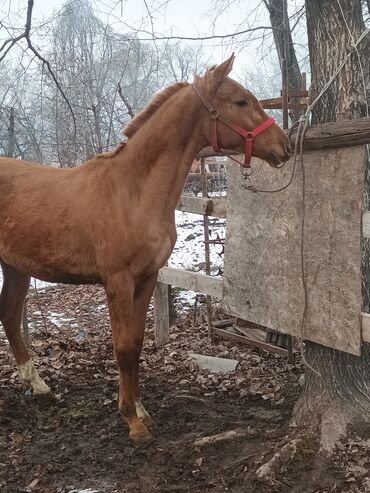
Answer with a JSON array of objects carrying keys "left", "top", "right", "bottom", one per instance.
[
  {"left": 0, "top": 0, "right": 33, "bottom": 63},
  {"left": 25, "top": 38, "right": 77, "bottom": 138},
  {"left": 118, "top": 84, "right": 135, "bottom": 119},
  {"left": 141, "top": 25, "right": 273, "bottom": 41},
  {"left": 0, "top": 0, "right": 76, "bottom": 137}
]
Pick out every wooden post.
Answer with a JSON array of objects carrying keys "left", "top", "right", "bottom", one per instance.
[
  {"left": 153, "top": 282, "right": 170, "bottom": 346},
  {"left": 200, "top": 158, "right": 214, "bottom": 340}
]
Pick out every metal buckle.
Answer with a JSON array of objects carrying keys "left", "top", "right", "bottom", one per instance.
[{"left": 210, "top": 109, "right": 221, "bottom": 120}]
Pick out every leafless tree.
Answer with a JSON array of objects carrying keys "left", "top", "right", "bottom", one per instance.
[{"left": 291, "top": 0, "right": 370, "bottom": 451}]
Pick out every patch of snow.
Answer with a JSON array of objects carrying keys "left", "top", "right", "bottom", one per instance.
[
  {"left": 175, "top": 289, "right": 197, "bottom": 305},
  {"left": 95, "top": 304, "right": 107, "bottom": 311},
  {"left": 47, "top": 312, "right": 75, "bottom": 327},
  {"left": 68, "top": 489, "right": 99, "bottom": 493},
  {"left": 170, "top": 210, "right": 225, "bottom": 276}
]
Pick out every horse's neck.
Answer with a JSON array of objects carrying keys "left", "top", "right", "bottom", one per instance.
[{"left": 119, "top": 89, "right": 207, "bottom": 216}]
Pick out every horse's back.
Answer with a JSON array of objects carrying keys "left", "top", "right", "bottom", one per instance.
[
  {"left": 0, "top": 157, "right": 58, "bottom": 200},
  {"left": 0, "top": 157, "right": 101, "bottom": 281}
]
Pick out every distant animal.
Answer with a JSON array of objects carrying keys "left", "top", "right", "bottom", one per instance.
[{"left": 0, "top": 55, "right": 290, "bottom": 445}]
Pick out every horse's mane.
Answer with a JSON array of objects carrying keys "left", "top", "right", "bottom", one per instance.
[
  {"left": 123, "top": 82, "right": 189, "bottom": 138},
  {"left": 96, "top": 141, "right": 127, "bottom": 159}
]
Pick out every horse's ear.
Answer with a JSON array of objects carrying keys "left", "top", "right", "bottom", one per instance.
[{"left": 211, "top": 54, "right": 235, "bottom": 84}]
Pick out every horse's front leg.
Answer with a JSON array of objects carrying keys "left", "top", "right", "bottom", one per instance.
[
  {"left": 132, "top": 271, "right": 159, "bottom": 428},
  {"left": 105, "top": 274, "right": 153, "bottom": 445}
]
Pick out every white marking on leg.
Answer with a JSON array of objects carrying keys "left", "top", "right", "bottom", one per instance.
[
  {"left": 135, "top": 400, "right": 151, "bottom": 421},
  {"left": 18, "top": 360, "right": 51, "bottom": 395}
]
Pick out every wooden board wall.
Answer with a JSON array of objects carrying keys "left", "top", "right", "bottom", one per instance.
[{"left": 222, "top": 146, "right": 366, "bottom": 355}]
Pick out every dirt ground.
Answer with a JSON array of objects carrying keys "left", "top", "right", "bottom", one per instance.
[{"left": 1, "top": 284, "right": 370, "bottom": 493}]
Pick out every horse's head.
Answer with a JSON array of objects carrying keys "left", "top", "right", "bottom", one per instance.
[{"left": 195, "top": 55, "right": 291, "bottom": 167}]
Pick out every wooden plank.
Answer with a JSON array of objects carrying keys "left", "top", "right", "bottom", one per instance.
[
  {"left": 280, "top": 89, "right": 309, "bottom": 97},
  {"left": 222, "top": 146, "right": 366, "bottom": 355},
  {"left": 213, "top": 328, "right": 289, "bottom": 357},
  {"left": 260, "top": 97, "right": 308, "bottom": 110},
  {"left": 234, "top": 324, "right": 267, "bottom": 343},
  {"left": 153, "top": 282, "right": 170, "bottom": 346},
  {"left": 158, "top": 267, "right": 223, "bottom": 298},
  {"left": 266, "top": 103, "right": 308, "bottom": 110},
  {"left": 361, "top": 312, "right": 370, "bottom": 343},
  {"left": 363, "top": 211, "right": 370, "bottom": 238},
  {"left": 176, "top": 196, "right": 227, "bottom": 218},
  {"left": 290, "top": 117, "right": 370, "bottom": 150}
]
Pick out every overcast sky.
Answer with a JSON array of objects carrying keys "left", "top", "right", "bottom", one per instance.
[{"left": 1, "top": 0, "right": 276, "bottom": 77}]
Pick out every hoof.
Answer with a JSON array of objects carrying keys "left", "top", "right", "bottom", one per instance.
[
  {"left": 18, "top": 362, "right": 51, "bottom": 396},
  {"left": 130, "top": 429, "right": 154, "bottom": 447},
  {"left": 32, "top": 381, "right": 52, "bottom": 395}
]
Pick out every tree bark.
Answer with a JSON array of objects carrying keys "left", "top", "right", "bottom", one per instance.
[
  {"left": 264, "top": 0, "right": 303, "bottom": 123},
  {"left": 294, "top": 0, "right": 370, "bottom": 451},
  {"left": 306, "top": 0, "right": 369, "bottom": 124}
]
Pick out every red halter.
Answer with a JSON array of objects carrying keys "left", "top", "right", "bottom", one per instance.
[{"left": 192, "top": 84, "right": 275, "bottom": 168}]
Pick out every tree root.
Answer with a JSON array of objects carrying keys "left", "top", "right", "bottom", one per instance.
[
  {"left": 256, "top": 406, "right": 351, "bottom": 484},
  {"left": 319, "top": 408, "right": 348, "bottom": 453},
  {"left": 256, "top": 438, "right": 302, "bottom": 481},
  {"left": 193, "top": 428, "right": 257, "bottom": 448}
]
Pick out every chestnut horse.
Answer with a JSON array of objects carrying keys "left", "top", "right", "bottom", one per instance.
[{"left": 0, "top": 55, "right": 290, "bottom": 444}]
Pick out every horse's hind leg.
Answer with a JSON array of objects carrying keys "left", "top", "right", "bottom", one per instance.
[{"left": 0, "top": 260, "right": 50, "bottom": 394}]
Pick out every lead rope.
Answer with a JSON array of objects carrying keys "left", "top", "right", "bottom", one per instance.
[{"left": 241, "top": 119, "right": 301, "bottom": 193}]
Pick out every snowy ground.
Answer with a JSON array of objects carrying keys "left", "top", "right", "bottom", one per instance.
[{"left": 0, "top": 211, "right": 226, "bottom": 308}]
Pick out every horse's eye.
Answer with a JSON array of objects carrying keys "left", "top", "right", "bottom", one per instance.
[{"left": 234, "top": 99, "right": 248, "bottom": 107}]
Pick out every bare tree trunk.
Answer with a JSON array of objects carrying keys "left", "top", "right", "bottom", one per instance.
[
  {"left": 293, "top": 0, "right": 370, "bottom": 451},
  {"left": 307, "top": 0, "right": 369, "bottom": 123},
  {"left": 264, "top": 0, "right": 302, "bottom": 123}
]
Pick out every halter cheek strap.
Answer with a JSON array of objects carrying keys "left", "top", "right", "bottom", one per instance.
[{"left": 192, "top": 84, "right": 275, "bottom": 168}]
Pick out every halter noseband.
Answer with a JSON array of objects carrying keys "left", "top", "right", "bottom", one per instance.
[{"left": 192, "top": 84, "right": 275, "bottom": 168}]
